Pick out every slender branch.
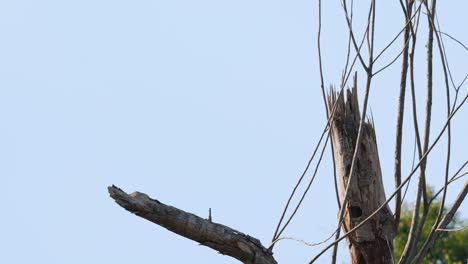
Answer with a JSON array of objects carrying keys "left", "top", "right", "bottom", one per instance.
[
  {"left": 271, "top": 236, "right": 332, "bottom": 247},
  {"left": 272, "top": 41, "right": 365, "bottom": 243},
  {"left": 436, "top": 225, "right": 468, "bottom": 232},
  {"left": 273, "top": 132, "right": 331, "bottom": 241},
  {"left": 435, "top": 16, "right": 457, "bottom": 90},
  {"left": 399, "top": 1, "right": 437, "bottom": 261},
  {"left": 413, "top": 5, "right": 456, "bottom": 262},
  {"left": 411, "top": 165, "right": 468, "bottom": 253},
  {"left": 341, "top": 0, "right": 354, "bottom": 88},
  {"left": 340, "top": 0, "right": 369, "bottom": 71},
  {"left": 108, "top": 185, "right": 277, "bottom": 264},
  {"left": 373, "top": 0, "right": 423, "bottom": 64},
  {"left": 271, "top": 123, "right": 329, "bottom": 242},
  {"left": 437, "top": 30, "right": 468, "bottom": 52},
  {"left": 429, "top": 160, "right": 467, "bottom": 204},
  {"left": 317, "top": 0, "right": 340, "bottom": 217},
  {"left": 393, "top": 0, "right": 415, "bottom": 234},
  {"left": 372, "top": 43, "right": 408, "bottom": 77},
  {"left": 457, "top": 73, "right": 468, "bottom": 91},
  {"left": 271, "top": 59, "right": 362, "bottom": 244},
  {"left": 420, "top": 0, "right": 436, "bottom": 209},
  {"left": 317, "top": 2, "right": 342, "bottom": 261}
]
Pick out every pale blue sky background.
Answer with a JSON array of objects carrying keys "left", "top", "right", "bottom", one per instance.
[{"left": 0, "top": 1, "right": 466, "bottom": 263}]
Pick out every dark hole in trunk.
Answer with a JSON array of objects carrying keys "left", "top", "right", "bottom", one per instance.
[{"left": 350, "top": 206, "right": 362, "bottom": 218}]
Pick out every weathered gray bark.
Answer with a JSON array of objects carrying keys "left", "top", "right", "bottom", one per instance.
[
  {"left": 327, "top": 84, "right": 395, "bottom": 264},
  {"left": 108, "top": 185, "right": 277, "bottom": 264}
]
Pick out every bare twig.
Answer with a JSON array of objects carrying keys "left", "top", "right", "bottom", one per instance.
[
  {"left": 271, "top": 127, "right": 329, "bottom": 242},
  {"left": 435, "top": 15, "right": 457, "bottom": 90},
  {"left": 317, "top": 0, "right": 340, "bottom": 216},
  {"left": 317, "top": 2, "right": 343, "bottom": 262},
  {"left": 272, "top": 132, "right": 331, "bottom": 241},
  {"left": 457, "top": 73, "right": 468, "bottom": 91},
  {"left": 437, "top": 30, "right": 468, "bottom": 52},
  {"left": 429, "top": 160, "right": 467, "bottom": 203},
  {"left": 374, "top": 1, "right": 423, "bottom": 63},
  {"left": 436, "top": 225, "right": 468, "bottom": 232},
  {"left": 340, "top": 0, "right": 369, "bottom": 71}
]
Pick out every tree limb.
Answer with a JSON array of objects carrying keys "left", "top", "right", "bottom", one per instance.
[{"left": 108, "top": 185, "right": 277, "bottom": 264}]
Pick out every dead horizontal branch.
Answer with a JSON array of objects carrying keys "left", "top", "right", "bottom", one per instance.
[{"left": 108, "top": 185, "right": 277, "bottom": 264}]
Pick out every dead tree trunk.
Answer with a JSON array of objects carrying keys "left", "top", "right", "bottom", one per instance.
[{"left": 327, "top": 82, "right": 395, "bottom": 264}]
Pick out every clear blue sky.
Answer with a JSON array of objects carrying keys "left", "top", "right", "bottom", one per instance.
[{"left": 1, "top": 1, "right": 466, "bottom": 263}]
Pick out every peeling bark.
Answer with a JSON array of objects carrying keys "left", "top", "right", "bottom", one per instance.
[
  {"left": 108, "top": 185, "right": 277, "bottom": 264},
  {"left": 327, "top": 83, "right": 395, "bottom": 264}
]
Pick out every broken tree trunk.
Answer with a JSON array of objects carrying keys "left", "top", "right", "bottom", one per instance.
[
  {"left": 327, "top": 81, "right": 395, "bottom": 264},
  {"left": 108, "top": 185, "right": 277, "bottom": 264}
]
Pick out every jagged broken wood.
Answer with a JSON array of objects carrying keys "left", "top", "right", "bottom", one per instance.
[
  {"left": 327, "top": 80, "right": 395, "bottom": 264},
  {"left": 108, "top": 185, "right": 277, "bottom": 264}
]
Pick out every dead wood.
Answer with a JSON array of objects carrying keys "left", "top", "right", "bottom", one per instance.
[
  {"left": 327, "top": 82, "right": 395, "bottom": 264},
  {"left": 108, "top": 185, "right": 277, "bottom": 264}
]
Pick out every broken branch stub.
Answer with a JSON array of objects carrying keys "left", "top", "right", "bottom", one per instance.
[
  {"left": 108, "top": 185, "right": 277, "bottom": 264},
  {"left": 327, "top": 81, "right": 395, "bottom": 264}
]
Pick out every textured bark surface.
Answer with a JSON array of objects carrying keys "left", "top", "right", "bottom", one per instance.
[
  {"left": 327, "top": 84, "right": 395, "bottom": 264},
  {"left": 108, "top": 185, "right": 277, "bottom": 264}
]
